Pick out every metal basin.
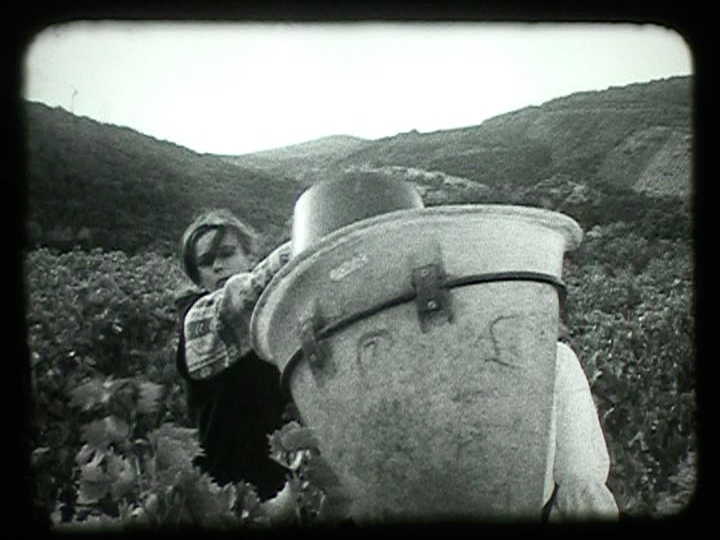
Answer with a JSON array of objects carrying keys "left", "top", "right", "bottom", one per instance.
[{"left": 290, "top": 172, "right": 424, "bottom": 256}]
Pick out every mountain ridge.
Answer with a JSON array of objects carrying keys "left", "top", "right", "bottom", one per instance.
[{"left": 23, "top": 75, "right": 692, "bottom": 254}]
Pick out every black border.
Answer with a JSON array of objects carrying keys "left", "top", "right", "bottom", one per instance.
[{"left": 10, "top": 2, "right": 710, "bottom": 535}]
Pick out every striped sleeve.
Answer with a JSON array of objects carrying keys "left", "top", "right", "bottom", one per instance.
[
  {"left": 181, "top": 243, "right": 291, "bottom": 381},
  {"left": 183, "top": 290, "right": 241, "bottom": 380},
  {"left": 249, "top": 242, "right": 291, "bottom": 296}
]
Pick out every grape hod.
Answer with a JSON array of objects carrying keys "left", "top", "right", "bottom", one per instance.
[{"left": 251, "top": 179, "right": 582, "bottom": 522}]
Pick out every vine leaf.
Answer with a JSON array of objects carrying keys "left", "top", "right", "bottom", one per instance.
[
  {"left": 233, "top": 481, "right": 263, "bottom": 522},
  {"left": 268, "top": 421, "right": 320, "bottom": 467},
  {"left": 81, "top": 416, "right": 131, "bottom": 448},
  {"left": 69, "top": 378, "right": 109, "bottom": 411},
  {"left": 107, "top": 453, "right": 137, "bottom": 500},
  {"left": 267, "top": 422, "right": 353, "bottom": 523},
  {"left": 302, "top": 453, "right": 353, "bottom": 521},
  {"left": 77, "top": 451, "right": 111, "bottom": 504},
  {"left": 148, "top": 423, "right": 204, "bottom": 488},
  {"left": 136, "top": 380, "right": 163, "bottom": 414}
]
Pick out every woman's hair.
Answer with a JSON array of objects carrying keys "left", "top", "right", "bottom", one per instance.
[{"left": 180, "top": 208, "right": 260, "bottom": 286}]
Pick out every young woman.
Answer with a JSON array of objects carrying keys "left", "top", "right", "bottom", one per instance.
[{"left": 175, "top": 209, "right": 295, "bottom": 523}]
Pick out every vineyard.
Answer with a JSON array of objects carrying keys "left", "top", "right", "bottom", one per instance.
[{"left": 23, "top": 197, "right": 696, "bottom": 527}]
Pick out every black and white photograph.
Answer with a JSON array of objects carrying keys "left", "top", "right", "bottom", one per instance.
[{"left": 18, "top": 12, "right": 697, "bottom": 531}]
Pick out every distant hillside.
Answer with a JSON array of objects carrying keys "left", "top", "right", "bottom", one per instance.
[
  {"left": 302, "top": 77, "right": 692, "bottom": 196},
  {"left": 220, "top": 135, "right": 374, "bottom": 189},
  {"left": 22, "top": 75, "right": 692, "bottom": 254},
  {"left": 222, "top": 134, "right": 372, "bottom": 165},
  {"left": 23, "top": 103, "right": 303, "bottom": 254},
  {"left": 221, "top": 76, "right": 691, "bottom": 207}
]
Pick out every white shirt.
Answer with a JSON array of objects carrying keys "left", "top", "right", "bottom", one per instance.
[{"left": 544, "top": 342, "right": 619, "bottom": 520}]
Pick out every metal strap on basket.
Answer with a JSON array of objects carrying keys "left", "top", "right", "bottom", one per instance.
[{"left": 281, "top": 269, "right": 567, "bottom": 393}]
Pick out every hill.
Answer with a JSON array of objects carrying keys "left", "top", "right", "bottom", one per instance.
[
  {"left": 23, "top": 104, "right": 303, "bottom": 255},
  {"left": 219, "top": 135, "right": 375, "bottom": 191},
  {"left": 225, "top": 76, "right": 691, "bottom": 200},
  {"left": 22, "top": 75, "right": 692, "bottom": 254},
  {"left": 219, "top": 76, "right": 692, "bottom": 211}
]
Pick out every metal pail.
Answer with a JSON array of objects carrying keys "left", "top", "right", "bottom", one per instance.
[
  {"left": 290, "top": 172, "right": 424, "bottom": 256},
  {"left": 251, "top": 204, "right": 582, "bottom": 522}
]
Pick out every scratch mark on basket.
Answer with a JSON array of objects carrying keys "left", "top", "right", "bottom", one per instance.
[
  {"left": 486, "top": 315, "right": 523, "bottom": 369},
  {"left": 356, "top": 329, "right": 394, "bottom": 382}
]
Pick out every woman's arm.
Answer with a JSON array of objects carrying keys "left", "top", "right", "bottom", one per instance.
[{"left": 181, "top": 242, "right": 291, "bottom": 380}]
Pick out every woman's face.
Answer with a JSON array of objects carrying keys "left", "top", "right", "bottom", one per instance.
[{"left": 194, "top": 227, "right": 251, "bottom": 291}]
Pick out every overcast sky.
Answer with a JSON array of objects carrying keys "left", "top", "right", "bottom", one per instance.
[{"left": 21, "top": 21, "right": 692, "bottom": 155}]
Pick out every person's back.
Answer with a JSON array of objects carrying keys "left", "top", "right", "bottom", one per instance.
[{"left": 544, "top": 342, "right": 618, "bottom": 520}]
